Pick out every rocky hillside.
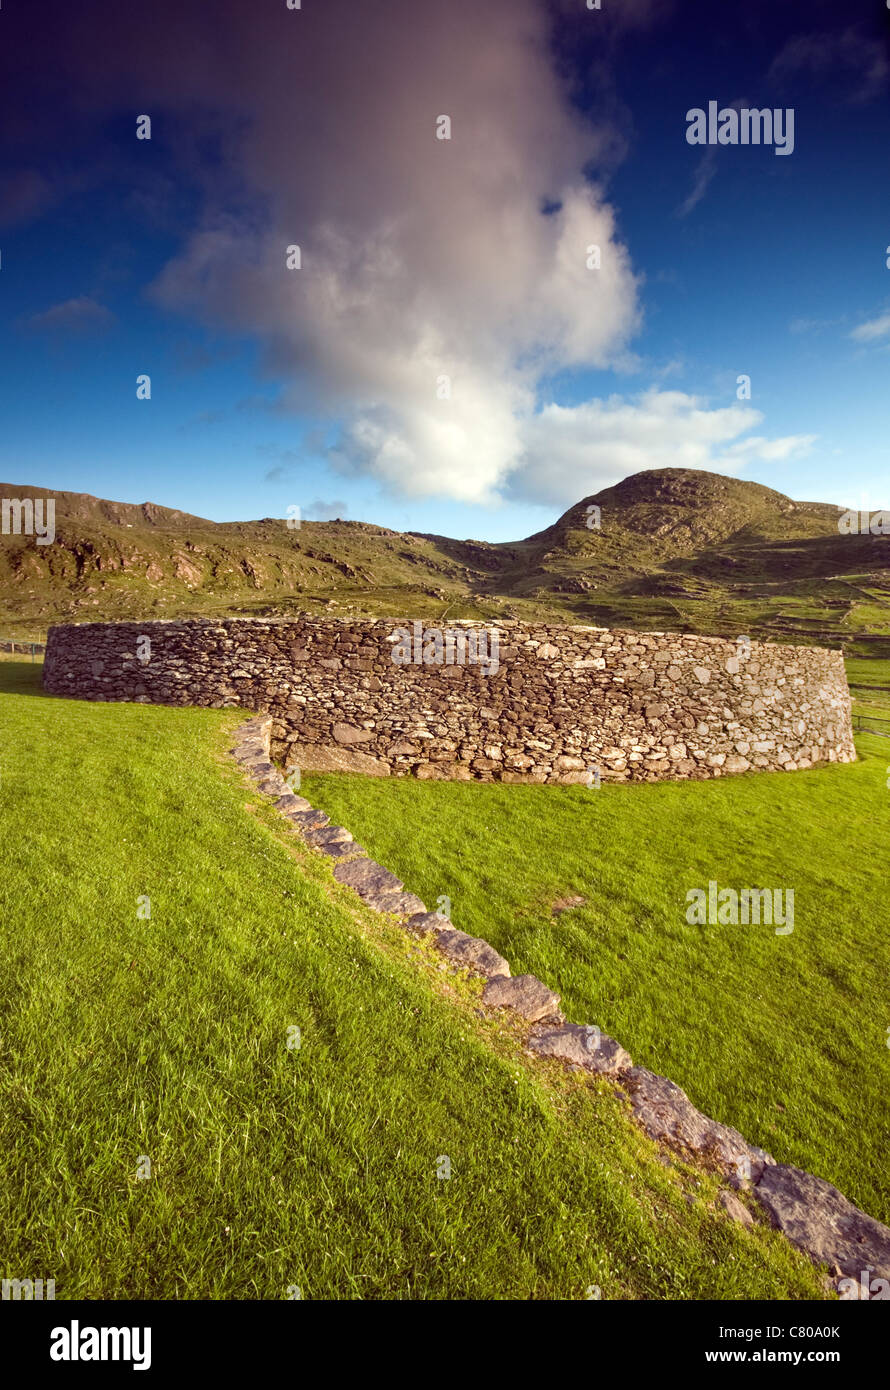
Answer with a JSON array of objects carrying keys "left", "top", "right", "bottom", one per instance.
[{"left": 2, "top": 469, "right": 889, "bottom": 653}]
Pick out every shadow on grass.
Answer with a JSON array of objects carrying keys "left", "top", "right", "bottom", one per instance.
[{"left": 0, "top": 659, "right": 48, "bottom": 696}]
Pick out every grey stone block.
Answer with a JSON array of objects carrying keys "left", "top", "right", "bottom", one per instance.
[
  {"left": 275, "top": 793, "right": 314, "bottom": 813},
  {"left": 304, "top": 825, "right": 353, "bottom": 846},
  {"left": 319, "top": 840, "right": 367, "bottom": 859},
  {"left": 718, "top": 1189, "right": 754, "bottom": 1228},
  {"left": 233, "top": 745, "right": 268, "bottom": 764},
  {"left": 404, "top": 912, "right": 448, "bottom": 937},
  {"left": 754, "top": 1164, "right": 890, "bottom": 1280},
  {"left": 364, "top": 890, "right": 428, "bottom": 916},
  {"left": 256, "top": 775, "right": 289, "bottom": 797},
  {"left": 334, "top": 858, "right": 404, "bottom": 897},
  {"left": 623, "top": 1067, "right": 773, "bottom": 1181},
  {"left": 434, "top": 928, "right": 511, "bottom": 979},
  {"left": 482, "top": 974, "right": 562, "bottom": 1022},
  {"left": 287, "top": 809, "right": 330, "bottom": 830},
  {"left": 527, "top": 1022, "right": 631, "bottom": 1074}
]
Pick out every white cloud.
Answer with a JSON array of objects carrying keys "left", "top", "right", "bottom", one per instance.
[
  {"left": 24, "top": 296, "right": 114, "bottom": 335},
  {"left": 850, "top": 314, "right": 890, "bottom": 343},
  {"left": 57, "top": 0, "right": 812, "bottom": 513},
  {"left": 720, "top": 433, "right": 818, "bottom": 463},
  {"left": 507, "top": 390, "right": 816, "bottom": 506},
  {"left": 769, "top": 27, "right": 889, "bottom": 104},
  {"left": 304, "top": 500, "right": 349, "bottom": 522},
  {"left": 677, "top": 150, "right": 718, "bottom": 218},
  {"left": 789, "top": 315, "right": 842, "bottom": 335},
  {"left": 126, "top": 0, "right": 643, "bottom": 504}
]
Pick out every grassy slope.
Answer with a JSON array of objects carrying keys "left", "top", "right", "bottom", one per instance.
[
  {"left": 0, "top": 663, "right": 825, "bottom": 1299},
  {"left": 305, "top": 733, "right": 890, "bottom": 1229},
  {"left": 3, "top": 471, "right": 890, "bottom": 650}
]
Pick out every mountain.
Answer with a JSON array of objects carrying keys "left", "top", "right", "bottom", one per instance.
[
  {"left": 2, "top": 469, "right": 889, "bottom": 654},
  {"left": 0, "top": 482, "right": 211, "bottom": 530}
]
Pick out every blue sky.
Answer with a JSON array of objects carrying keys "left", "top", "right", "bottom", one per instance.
[{"left": 0, "top": 0, "right": 887, "bottom": 540}]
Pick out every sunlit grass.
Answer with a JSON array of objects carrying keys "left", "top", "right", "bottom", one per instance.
[
  {"left": 0, "top": 663, "right": 826, "bottom": 1299},
  {"left": 306, "top": 724, "right": 890, "bottom": 1227}
]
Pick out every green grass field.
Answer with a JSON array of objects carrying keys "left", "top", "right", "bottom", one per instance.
[
  {"left": 0, "top": 662, "right": 829, "bottom": 1299},
  {"left": 846, "top": 657, "right": 890, "bottom": 688},
  {"left": 306, "top": 721, "right": 890, "bottom": 1230},
  {"left": 846, "top": 657, "right": 890, "bottom": 722}
]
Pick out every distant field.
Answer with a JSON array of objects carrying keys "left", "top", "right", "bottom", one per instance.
[
  {"left": 0, "top": 645, "right": 44, "bottom": 661},
  {"left": 852, "top": 702, "right": 890, "bottom": 721},
  {"left": 846, "top": 657, "right": 890, "bottom": 721},
  {"left": 306, "top": 721, "right": 890, "bottom": 1228},
  {"left": 0, "top": 662, "right": 825, "bottom": 1299},
  {"left": 845, "top": 656, "right": 890, "bottom": 688}
]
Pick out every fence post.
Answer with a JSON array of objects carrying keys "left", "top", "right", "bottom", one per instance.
[{"left": 0, "top": 637, "right": 45, "bottom": 659}]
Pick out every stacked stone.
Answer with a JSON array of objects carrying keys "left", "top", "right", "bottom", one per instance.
[{"left": 43, "top": 617, "right": 855, "bottom": 783}]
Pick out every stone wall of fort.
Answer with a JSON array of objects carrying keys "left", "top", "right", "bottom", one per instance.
[{"left": 42, "top": 617, "right": 855, "bottom": 781}]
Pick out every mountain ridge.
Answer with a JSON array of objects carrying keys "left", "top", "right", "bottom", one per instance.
[{"left": 1, "top": 469, "right": 888, "bottom": 652}]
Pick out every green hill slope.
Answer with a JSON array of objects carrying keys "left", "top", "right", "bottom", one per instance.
[{"left": 2, "top": 469, "right": 889, "bottom": 652}]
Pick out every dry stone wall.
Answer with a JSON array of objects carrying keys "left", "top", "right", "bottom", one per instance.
[
  {"left": 229, "top": 712, "right": 890, "bottom": 1288},
  {"left": 43, "top": 617, "right": 855, "bottom": 781}
]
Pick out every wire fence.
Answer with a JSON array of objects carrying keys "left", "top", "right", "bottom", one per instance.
[
  {"left": 852, "top": 711, "right": 890, "bottom": 738},
  {"left": 0, "top": 638, "right": 46, "bottom": 661}
]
